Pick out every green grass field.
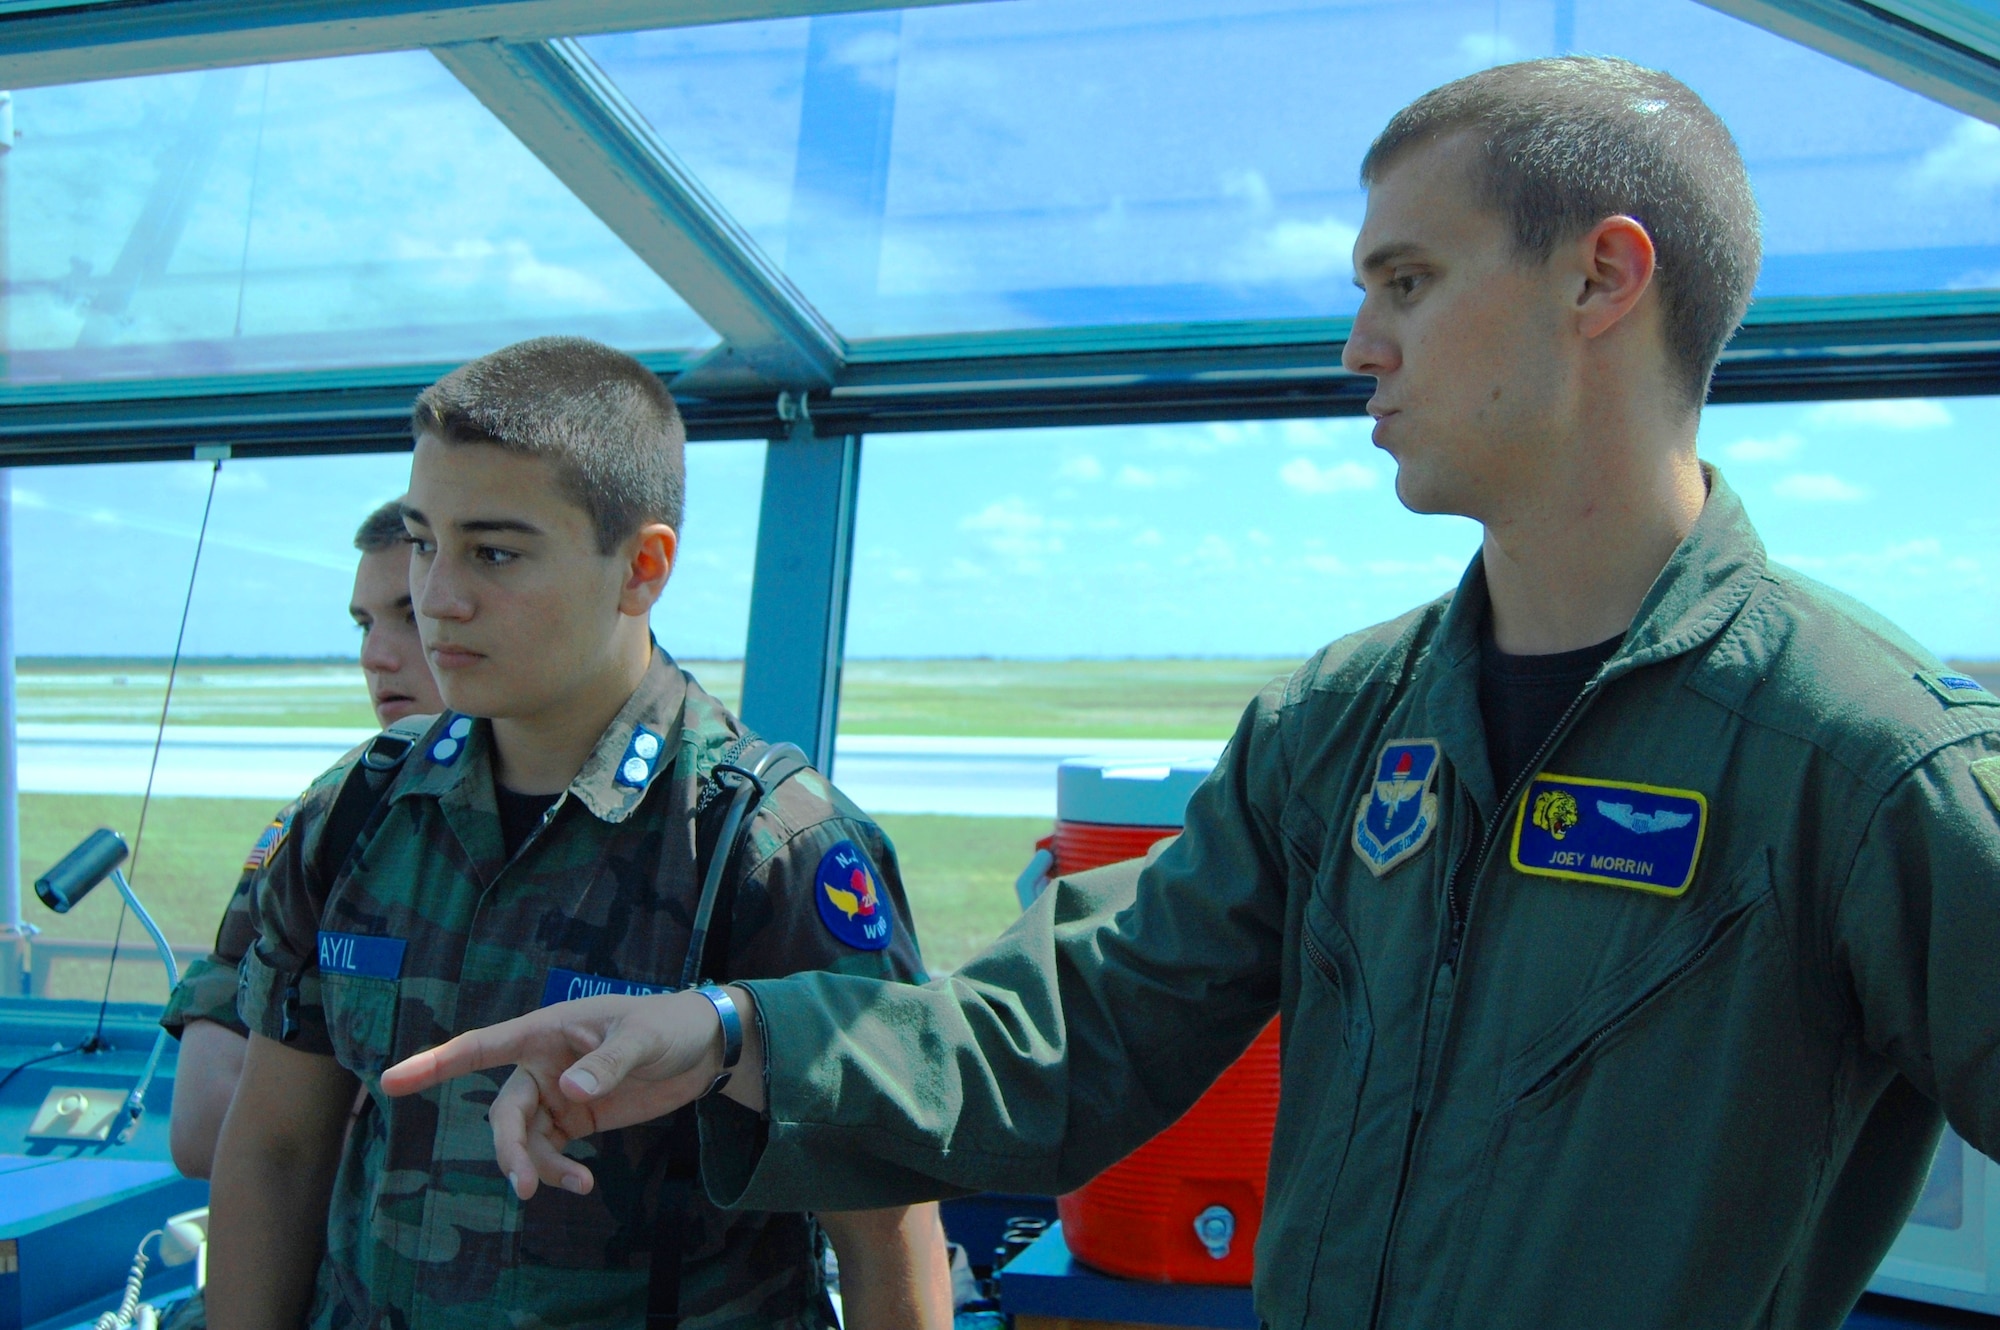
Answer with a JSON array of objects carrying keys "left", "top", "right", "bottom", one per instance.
[
  {"left": 18, "top": 793, "right": 1044, "bottom": 999},
  {"left": 23, "top": 653, "right": 1996, "bottom": 998},
  {"left": 17, "top": 656, "right": 1299, "bottom": 999},
  {"left": 19, "top": 656, "right": 1306, "bottom": 738}
]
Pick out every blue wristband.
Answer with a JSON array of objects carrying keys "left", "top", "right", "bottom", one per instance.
[{"left": 692, "top": 984, "right": 741, "bottom": 1097}]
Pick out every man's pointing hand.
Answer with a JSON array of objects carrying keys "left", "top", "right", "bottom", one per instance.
[{"left": 380, "top": 986, "right": 765, "bottom": 1200}]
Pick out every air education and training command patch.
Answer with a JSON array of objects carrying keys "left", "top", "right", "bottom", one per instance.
[
  {"left": 815, "top": 840, "right": 893, "bottom": 951},
  {"left": 1352, "top": 739, "right": 1443, "bottom": 877},
  {"left": 1512, "top": 772, "right": 1708, "bottom": 897}
]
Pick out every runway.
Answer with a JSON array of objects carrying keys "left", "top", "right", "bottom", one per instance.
[{"left": 15, "top": 724, "right": 1226, "bottom": 818}]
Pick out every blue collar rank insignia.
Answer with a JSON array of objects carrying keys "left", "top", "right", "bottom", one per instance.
[
  {"left": 429, "top": 714, "right": 473, "bottom": 765},
  {"left": 614, "top": 725, "right": 666, "bottom": 788},
  {"left": 1511, "top": 772, "right": 1708, "bottom": 897},
  {"left": 1352, "top": 739, "right": 1443, "bottom": 877}
]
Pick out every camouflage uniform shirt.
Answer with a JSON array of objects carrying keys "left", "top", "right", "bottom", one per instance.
[
  {"left": 241, "top": 651, "right": 927, "bottom": 1330},
  {"left": 160, "top": 803, "right": 298, "bottom": 1039}
]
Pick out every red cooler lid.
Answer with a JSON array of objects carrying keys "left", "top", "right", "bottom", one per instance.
[{"left": 1057, "top": 757, "right": 1218, "bottom": 828}]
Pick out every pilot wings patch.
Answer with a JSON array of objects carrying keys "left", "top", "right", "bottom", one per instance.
[{"left": 1512, "top": 773, "right": 1707, "bottom": 897}]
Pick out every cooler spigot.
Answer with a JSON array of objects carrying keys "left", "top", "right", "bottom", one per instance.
[{"left": 1193, "top": 1205, "right": 1235, "bottom": 1260}]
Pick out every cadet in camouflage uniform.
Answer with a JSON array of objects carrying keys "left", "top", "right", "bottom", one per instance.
[
  {"left": 241, "top": 653, "right": 924, "bottom": 1329},
  {"left": 162, "top": 498, "right": 442, "bottom": 1185},
  {"left": 389, "top": 62, "right": 2000, "bottom": 1330},
  {"left": 208, "top": 338, "right": 949, "bottom": 1330}
]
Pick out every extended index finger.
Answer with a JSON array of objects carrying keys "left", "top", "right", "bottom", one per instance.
[{"left": 381, "top": 1012, "right": 548, "bottom": 1097}]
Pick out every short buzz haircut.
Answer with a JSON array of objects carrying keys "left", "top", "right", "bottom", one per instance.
[
  {"left": 353, "top": 499, "right": 410, "bottom": 554},
  {"left": 411, "top": 336, "right": 686, "bottom": 553},
  {"left": 1361, "top": 56, "right": 1762, "bottom": 409}
]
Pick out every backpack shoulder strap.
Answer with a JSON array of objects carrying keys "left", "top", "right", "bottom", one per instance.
[
  {"left": 679, "top": 738, "right": 813, "bottom": 993},
  {"left": 312, "top": 713, "right": 435, "bottom": 885},
  {"left": 648, "top": 736, "right": 813, "bottom": 1330}
]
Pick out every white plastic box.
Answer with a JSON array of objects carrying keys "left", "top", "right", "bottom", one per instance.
[{"left": 1870, "top": 1128, "right": 2000, "bottom": 1313}]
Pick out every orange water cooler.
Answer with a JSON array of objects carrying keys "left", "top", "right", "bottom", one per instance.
[{"left": 1015, "top": 757, "right": 1281, "bottom": 1287}]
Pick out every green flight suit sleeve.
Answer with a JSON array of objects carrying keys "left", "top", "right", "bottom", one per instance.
[
  {"left": 700, "top": 679, "right": 1293, "bottom": 1213},
  {"left": 1832, "top": 732, "right": 2000, "bottom": 1156}
]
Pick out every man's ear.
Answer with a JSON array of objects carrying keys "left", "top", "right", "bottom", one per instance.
[
  {"left": 1573, "top": 214, "right": 1657, "bottom": 341},
  {"left": 618, "top": 524, "right": 679, "bottom": 619}
]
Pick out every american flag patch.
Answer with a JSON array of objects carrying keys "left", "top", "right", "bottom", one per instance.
[{"left": 243, "top": 812, "right": 290, "bottom": 872}]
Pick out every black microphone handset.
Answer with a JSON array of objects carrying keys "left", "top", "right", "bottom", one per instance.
[{"left": 35, "top": 828, "right": 130, "bottom": 914}]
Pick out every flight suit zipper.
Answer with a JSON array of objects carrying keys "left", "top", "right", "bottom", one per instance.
[
  {"left": 1367, "top": 666, "right": 1611, "bottom": 1330},
  {"left": 1442, "top": 674, "right": 1603, "bottom": 969}
]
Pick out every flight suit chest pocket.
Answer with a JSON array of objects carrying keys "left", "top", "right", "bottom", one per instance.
[{"left": 318, "top": 930, "right": 407, "bottom": 1078}]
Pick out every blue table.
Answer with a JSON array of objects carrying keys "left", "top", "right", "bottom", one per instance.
[{"left": 0, "top": 999, "right": 204, "bottom": 1330}]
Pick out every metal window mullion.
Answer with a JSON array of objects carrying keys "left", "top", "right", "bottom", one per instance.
[
  {"left": 434, "top": 36, "right": 843, "bottom": 392},
  {"left": 739, "top": 425, "right": 861, "bottom": 773}
]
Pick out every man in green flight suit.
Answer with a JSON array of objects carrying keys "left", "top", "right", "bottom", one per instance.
[
  {"left": 386, "top": 59, "right": 2000, "bottom": 1330},
  {"left": 206, "top": 337, "right": 952, "bottom": 1330}
]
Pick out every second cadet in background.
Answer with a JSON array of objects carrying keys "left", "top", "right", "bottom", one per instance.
[{"left": 161, "top": 498, "right": 444, "bottom": 1181}]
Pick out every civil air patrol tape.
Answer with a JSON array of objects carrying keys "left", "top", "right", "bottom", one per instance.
[
  {"left": 1511, "top": 772, "right": 1707, "bottom": 897},
  {"left": 815, "top": 840, "right": 892, "bottom": 950},
  {"left": 317, "top": 931, "right": 408, "bottom": 979},
  {"left": 539, "top": 968, "right": 671, "bottom": 1008}
]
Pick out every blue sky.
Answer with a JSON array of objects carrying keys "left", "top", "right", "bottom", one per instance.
[
  {"left": 12, "top": 393, "right": 1997, "bottom": 664},
  {"left": 12, "top": 0, "right": 2000, "bottom": 381},
  {"left": 9, "top": 1, "right": 2000, "bottom": 664}
]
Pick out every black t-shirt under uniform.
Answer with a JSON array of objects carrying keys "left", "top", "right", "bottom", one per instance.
[{"left": 1479, "top": 624, "right": 1623, "bottom": 796}]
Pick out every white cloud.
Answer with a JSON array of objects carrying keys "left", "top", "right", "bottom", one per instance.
[
  {"left": 960, "top": 497, "right": 1049, "bottom": 537},
  {"left": 958, "top": 496, "right": 1066, "bottom": 570},
  {"left": 1773, "top": 472, "right": 1870, "bottom": 503},
  {"left": 1191, "top": 534, "right": 1235, "bottom": 567},
  {"left": 1057, "top": 454, "right": 1104, "bottom": 482},
  {"left": 1115, "top": 464, "right": 1195, "bottom": 489},
  {"left": 1132, "top": 528, "right": 1164, "bottom": 548},
  {"left": 1911, "top": 119, "right": 2000, "bottom": 194},
  {"left": 1458, "top": 31, "right": 1522, "bottom": 67},
  {"left": 1221, "top": 169, "right": 1275, "bottom": 215},
  {"left": 818, "top": 27, "right": 901, "bottom": 96},
  {"left": 1778, "top": 538, "right": 1984, "bottom": 581},
  {"left": 1280, "top": 456, "right": 1379, "bottom": 495},
  {"left": 1721, "top": 433, "right": 1803, "bottom": 464},
  {"left": 1226, "top": 217, "right": 1360, "bottom": 284},
  {"left": 1365, "top": 554, "right": 1467, "bottom": 579},
  {"left": 1279, "top": 418, "right": 1374, "bottom": 449},
  {"left": 11, "top": 490, "right": 356, "bottom": 569},
  {"left": 1303, "top": 554, "right": 1353, "bottom": 576},
  {"left": 389, "top": 236, "right": 620, "bottom": 310},
  {"left": 1803, "top": 399, "right": 1954, "bottom": 431},
  {"left": 1246, "top": 529, "right": 1273, "bottom": 548}
]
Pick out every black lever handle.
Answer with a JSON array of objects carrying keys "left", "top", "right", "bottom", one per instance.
[{"left": 36, "top": 828, "right": 130, "bottom": 914}]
